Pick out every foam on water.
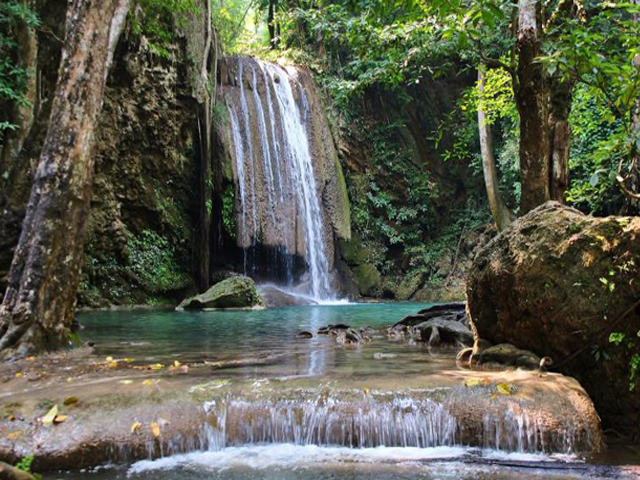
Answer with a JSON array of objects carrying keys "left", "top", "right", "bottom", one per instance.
[{"left": 128, "top": 444, "right": 578, "bottom": 475}]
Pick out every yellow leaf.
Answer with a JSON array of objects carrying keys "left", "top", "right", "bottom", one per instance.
[
  {"left": 14, "top": 372, "right": 22, "bottom": 378},
  {"left": 124, "top": 358, "right": 134, "bottom": 363},
  {"left": 119, "top": 379, "right": 134, "bottom": 385},
  {"left": 53, "top": 415, "right": 67, "bottom": 424},
  {"left": 490, "top": 393, "right": 498, "bottom": 400},
  {"left": 7, "top": 430, "right": 23, "bottom": 440},
  {"left": 63, "top": 396, "right": 79, "bottom": 406},
  {"left": 42, "top": 405, "right": 58, "bottom": 426},
  {"left": 8, "top": 414, "right": 15, "bottom": 422},
  {"left": 363, "top": 387, "right": 370, "bottom": 394},
  {"left": 151, "top": 422, "right": 161, "bottom": 438},
  {"left": 464, "top": 378, "right": 482, "bottom": 387},
  {"left": 66, "top": 377, "right": 73, "bottom": 383},
  {"left": 106, "top": 356, "right": 114, "bottom": 362},
  {"left": 131, "top": 421, "right": 142, "bottom": 434},
  {"left": 173, "top": 361, "right": 181, "bottom": 368},
  {"left": 497, "top": 382, "right": 512, "bottom": 395},
  {"left": 150, "top": 363, "right": 164, "bottom": 371},
  {"left": 142, "top": 379, "right": 159, "bottom": 386}
]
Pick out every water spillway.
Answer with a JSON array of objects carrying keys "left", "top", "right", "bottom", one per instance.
[{"left": 218, "top": 57, "right": 351, "bottom": 301}]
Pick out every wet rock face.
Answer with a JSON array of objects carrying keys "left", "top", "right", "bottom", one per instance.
[
  {"left": 177, "top": 276, "right": 263, "bottom": 310},
  {"left": 216, "top": 57, "right": 351, "bottom": 273},
  {"left": 467, "top": 201, "right": 640, "bottom": 435}
]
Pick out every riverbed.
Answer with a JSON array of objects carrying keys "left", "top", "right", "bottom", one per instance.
[{"left": 0, "top": 304, "right": 637, "bottom": 479}]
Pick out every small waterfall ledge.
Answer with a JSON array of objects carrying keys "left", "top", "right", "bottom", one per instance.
[
  {"left": 1, "top": 373, "right": 603, "bottom": 469},
  {"left": 216, "top": 57, "right": 351, "bottom": 300}
]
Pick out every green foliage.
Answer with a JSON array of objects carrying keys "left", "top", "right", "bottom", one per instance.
[
  {"left": 0, "top": 0, "right": 39, "bottom": 137},
  {"left": 131, "top": 0, "right": 199, "bottom": 58},
  {"left": 128, "top": 230, "right": 191, "bottom": 293},
  {"left": 278, "top": 0, "right": 433, "bottom": 108},
  {"left": 15, "top": 453, "right": 41, "bottom": 479},
  {"left": 539, "top": 2, "right": 640, "bottom": 202},
  {"left": 222, "top": 185, "right": 237, "bottom": 239},
  {"left": 211, "top": 0, "right": 256, "bottom": 52},
  {"left": 610, "top": 330, "right": 640, "bottom": 392}
]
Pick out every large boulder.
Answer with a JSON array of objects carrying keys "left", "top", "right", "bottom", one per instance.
[
  {"left": 467, "top": 201, "right": 640, "bottom": 435},
  {"left": 352, "top": 263, "right": 382, "bottom": 297},
  {"left": 177, "top": 276, "right": 263, "bottom": 310}
]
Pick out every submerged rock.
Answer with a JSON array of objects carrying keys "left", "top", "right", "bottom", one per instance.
[
  {"left": 177, "top": 276, "right": 263, "bottom": 310},
  {"left": 467, "top": 201, "right": 640, "bottom": 435},
  {"left": 472, "top": 343, "right": 542, "bottom": 370}
]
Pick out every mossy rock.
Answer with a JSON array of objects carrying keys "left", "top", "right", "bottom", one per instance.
[
  {"left": 177, "top": 276, "right": 263, "bottom": 310},
  {"left": 352, "top": 264, "right": 382, "bottom": 297},
  {"left": 339, "top": 236, "right": 370, "bottom": 266},
  {"left": 395, "top": 272, "right": 425, "bottom": 300}
]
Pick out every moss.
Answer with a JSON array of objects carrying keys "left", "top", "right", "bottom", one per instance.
[
  {"left": 352, "top": 264, "right": 382, "bottom": 297},
  {"left": 333, "top": 157, "right": 352, "bottom": 240},
  {"left": 178, "top": 275, "right": 263, "bottom": 309},
  {"left": 128, "top": 230, "right": 191, "bottom": 294}
]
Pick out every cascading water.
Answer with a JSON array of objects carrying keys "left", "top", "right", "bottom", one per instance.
[{"left": 226, "top": 58, "right": 334, "bottom": 301}]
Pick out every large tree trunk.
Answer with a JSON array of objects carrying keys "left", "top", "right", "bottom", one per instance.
[
  {"left": 477, "top": 66, "right": 514, "bottom": 231},
  {"left": 0, "top": 0, "right": 130, "bottom": 358},
  {"left": 548, "top": 76, "right": 572, "bottom": 202},
  {"left": 516, "top": 0, "right": 552, "bottom": 213}
]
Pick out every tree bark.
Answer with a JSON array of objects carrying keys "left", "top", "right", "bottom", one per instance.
[
  {"left": 477, "top": 66, "right": 514, "bottom": 231},
  {"left": 515, "top": 0, "right": 551, "bottom": 213},
  {"left": 196, "top": 0, "right": 216, "bottom": 292},
  {"left": 548, "top": 76, "right": 573, "bottom": 202},
  {"left": 0, "top": 0, "right": 130, "bottom": 358}
]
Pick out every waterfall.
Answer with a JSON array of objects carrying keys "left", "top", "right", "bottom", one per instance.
[{"left": 227, "top": 58, "right": 334, "bottom": 301}]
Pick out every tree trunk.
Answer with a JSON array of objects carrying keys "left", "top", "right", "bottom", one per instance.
[
  {"left": 516, "top": 0, "right": 551, "bottom": 213},
  {"left": 477, "top": 66, "right": 514, "bottom": 231},
  {"left": 0, "top": 0, "right": 130, "bottom": 358},
  {"left": 268, "top": 0, "right": 279, "bottom": 49},
  {"left": 548, "top": 76, "right": 572, "bottom": 202},
  {"left": 197, "top": 0, "right": 214, "bottom": 292}
]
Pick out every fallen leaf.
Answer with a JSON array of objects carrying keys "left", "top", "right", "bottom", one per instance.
[
  {"left": 131, "top": 421, "right": 141, "bottom": 434},
  {"left": 464, "top": 378, "right": 482, "bottom": 387},
  {"left": 42, "top": 405, "right": 58, "bottom": 426},
  {"left": 7, "top": 430, "right": 23, "bottom": 440},
  {"left": 142, "top": 379, "right": 160, "bottom": 386},
  {"left": 490, "top": 393, "right": 498, "bottom": 400},
  {"left": 151, "top": 421, "right": 161, "bottom": 438},
  {"left": 173, "top": 361, "right": 181, "bottom": 368},
  {"left": 150, "top": 363, "right": 164, "bottom": 371},
  {"left": 26, "top": 357, "right": 36, "bottom": 362},
  {"left": 14, "top": 372, "right": 22, "bottom": 379},
  {"left": 66, "top": 377, "right": 73, "bottom": 383},
  {"left": 497, "top": 382, "right": 513, "bottom": 395},
  {"left": 106, "top": 356, "right": 114, "bottom": 362},
  {"left": 8, "top": 414, "right": 15, "bottom": 422},
  {"left": 124, "top": 358, "right": 134, "bottom": 363},
  {"left": 63, "top": 396, "right": 79, "bottom": 406},
  {"left": 53, "top": 415, "right": 67, "bottom": 424},
  {"left": 119, "top": 379, "right": 134, "bottom": 385}
]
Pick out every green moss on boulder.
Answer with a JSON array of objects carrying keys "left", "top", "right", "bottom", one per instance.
[
  {"left": 177, "top": 276, "right": 264, "bottom": 310},
  {"left": 352, "top": 264, "right": 382, "bottom": 297}
]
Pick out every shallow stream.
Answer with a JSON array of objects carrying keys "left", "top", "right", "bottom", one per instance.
[{"left": 32, "top": 303, "right": 639, "bottom": 479}]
